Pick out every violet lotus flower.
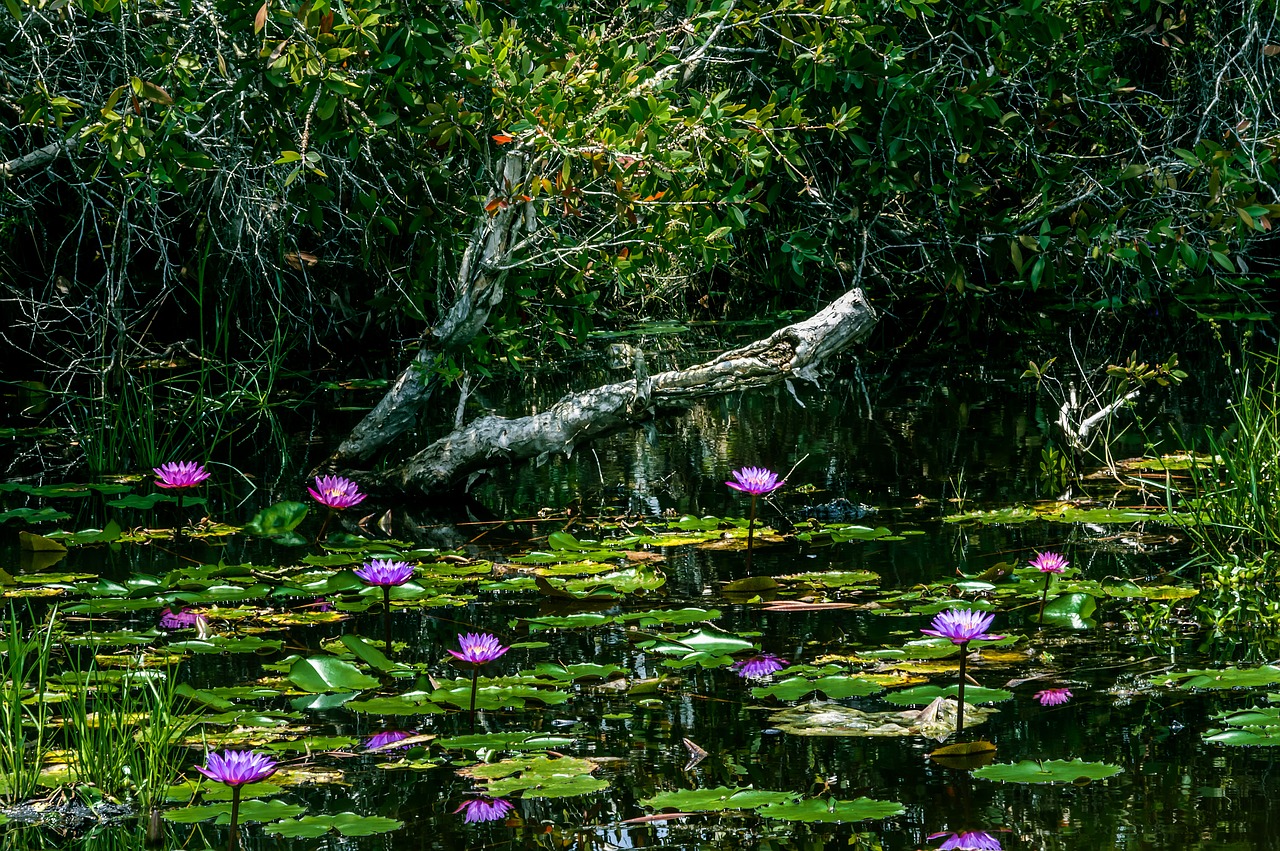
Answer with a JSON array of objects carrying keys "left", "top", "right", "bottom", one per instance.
[
  {"left": 159, "top": 606, "right": 200, "bottom": 629},
  {"left": 454, "top": 796, "right": 514, "bottom": 824},
  {"left": 1035, "top": 687, "right": 1073, "bottom": 706},
  {"left": 195, "top": 750, "right": 277, "bottom": 787},
  {"left": 730, "top": 653, "right": 788, "bottom": 680},
  {"left": 921, "top": 609, "right": 1005, "bottom": 645},
  {"left": 929, "top": 831, "right": 1002, "bottom": 850},
  {"left": 364, "top": 730, "right": 414, "bottom": 751},
  {"left": 154, "top": 462, "right": 211, "bottom": 489},
  {"left": 448, "top": 633, "right": 510, "bottom": 666},
  {"left": 307, "top": 475, "right": 366, "bottom": 510},
  {"left": 354, "top": 559, "right": 414, "bottom": 587},
  {"left": 725, "top": 466, "right": 785, "bottom": 496},
  {"left": 1030, "top": 551, "right": 1069, "bottom": 574}
]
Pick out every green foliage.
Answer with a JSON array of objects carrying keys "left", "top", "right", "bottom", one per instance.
[{"left": 0, "top": 606, "right": 57, "bottom": 803}]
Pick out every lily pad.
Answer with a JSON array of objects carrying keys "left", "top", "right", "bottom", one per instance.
[
  {"left": 163, "top": 799, "right": 306, "bottom": 824},
  {"left": 770, "top": 697, "right": 995, "bottom": 740},
  {"left": 972, "top": 759, "right": 1122, "bottom": 784},
  {"left": 757, "top": 796, "right": 905, "bottom": 822},
  {"left": 642, "top": 787, "right": 793, "bottom": 812},
  {"left": 244, "top": 501, "right": 310, "bottom": 537},
  {"left": 265, "top": 813, "right": 404, "bottom": 837},
  {"left": 882, "top": 685, "right": 1014, "bottom": 706},
  {"left": 1153, "top": 665, "right": 1280, "bottom": 690},
  {"left": 460, "top": 755, "right": 608, "bottom": 798},
  {"left": 751, "top": 675, "right": 885, "bottom": 701},
  {"left": 288, "top": 656, "right": 381, "bottom": 693}
]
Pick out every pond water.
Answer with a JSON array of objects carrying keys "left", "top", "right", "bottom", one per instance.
[{"left": 3, "top": 351, "right": 1279, "bottom": 851}]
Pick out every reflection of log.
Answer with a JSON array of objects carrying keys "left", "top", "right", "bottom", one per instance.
[{"left": 387, "top": 288, "right": 877, "bottom": 494}]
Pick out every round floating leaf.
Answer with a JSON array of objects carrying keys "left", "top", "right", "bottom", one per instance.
[
  {"left": 1039, "top": 593, "right": 1096, "bottom": 630},
  {"left": 883, "top": 685, "right": 1014, "bottom": 706},
  {"left": 436, "top": 732, "right": 575, "bottom": 752},
  {"left": 669, "top": 627, "right": 755, "bottom": 655},
  {"left": 346, "top": 693, "right": 443, "bottom": 715},
  {"left": 642, "top": 787, "right": 793, "bottom": 812},
  {"left": 163, "top": 800, "right": 306, "bottom": 824},
  {"left": 757, "top": 797, "right": 905, "bottom": 822},
  {"left": 462, "top": 755, "right": 608, "bottom": 798},
  {"left": 244, "top": 501, "right": 310, "bottom": 537},
  {"left": 1154, "top": 665, "right": 1280, "bottom": 690},
  {"left": 288, "top": 656, "right": 381, "bottom": 693},
  {"left": 752, "top": 675, "right": 884, "bottom": 701},
  {"left": 265, "top": 813, "right": 404, "bottom": 837},
  {"left": 972, "top": 759, "right": 1121, "bottom": 784}
]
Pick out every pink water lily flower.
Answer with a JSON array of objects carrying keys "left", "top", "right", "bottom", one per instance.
[
  {"left": 154, "top": 462, "right": 210, "bottom": 489},
  {"left": 307, "top": 475, "right": 366, "bottom": 510},
  {"left": 354, "top": 559, "right": 414, "bottom": 587},
  {"left": 929, "top": 831, "right": 1002, "bottom": 850},
  {"left": 1030, "top": 551, "right": 1069, "bottom": 574},
  {"left": 448, "top": 632, "right": 510, "bottom": 666},
  {"left": 195, "top": 750, "right": 277, "bottom": 787},
  {"left": 454, "top": 796, "right": 513, "bottom": 823},
  {"left": 1035, "top": 687, "right": 1073, "bottom": 706},
  {"left": 725, "top": 466, "right": 785, "bottom": 496},
  {"left": 921, "top": 608, "right": 1005, "bottom": 645},
  {"left": 730, "top": 653, "right": 788, "bottom": 680}
]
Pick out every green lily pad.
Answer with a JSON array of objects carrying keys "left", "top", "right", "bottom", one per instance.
[
  {"left": 882, "top": 685, "right": 1014, "bottom": 706},
  {"left": 642, "top": 787, "right": 793, "bottom": 812},
  {"left": 972, "top": 759, "right": 1122, "bottom": 784},
  {"left": 775, "top": 570, "right": 880, "bottom": 587},
  {"left": 1153, "top": 665, "right": 1280, "bottom": 690},
  {"left": 427, "top": 677, "right": 570, "bottom": 709},
  {"left": 757, "top": 797, "right": 906, "bottom": 822},
  {"left": 0, "top": 507, "right": 72, "bottom": 524},
  {"left": 462, "top": 755, "right": 608, "bottom": 798},
  {"left": 163, "top": 799, "right": 306, "bottom": 824},
  {"left": 244, "top": 501, "right": 310, "bottom": 537},
  {"left": 435, "top": 732, "right": 576, "bottom": 752},
  {"left": 265, "top": 813, "right": 404, "bottom": 837},
  {"left": 751, "top": 675, "right": 885, "bottom": 701},
  {"left": 288, "top": 656, "right": 381, "bottom": 693},
  {"left": 346, "top": 692, "right": 443, "bottom": 715},
  {"left": 106, "top": 493, "right": 207, "bottom": 510}
]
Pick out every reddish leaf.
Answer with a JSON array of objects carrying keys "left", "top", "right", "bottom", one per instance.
[
  {"left": 285, "top": 251, "right": 319, "bottom": 270},
  {"left": 491, "top": 133, "right": 514, "bottom": 144},
  {"left": 319, "top": 11, "right": 333, "bottom": 33},
  {"left": 254, "top": 2, "right": 268, "bottom": 33},
  {"left": 1264, "top": 44, "right": 1280, "bottom": 56},
  {"left": 484, "top": 198, "right": 507, "bottom": 213}
]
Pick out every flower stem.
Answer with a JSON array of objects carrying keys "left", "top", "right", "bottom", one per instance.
[
  {"left": 315, "top": 508, "right": 334, "bottom": 545},
  {"left": 469, "top": 667, "right": 479, "bottom": 734},
  {"left": 175, "top": 492, "right": 185, "bottom": 540},
  {"left": 1038, "top": 573, "right": 1051, "bottom": 625},
  {"left": 745, "top": 494, "right": 757, "bottom": 572},
  {"left": 228, "top": 785, "right": 242, "bottom": 851},
  {"left": 956, "top": 642, "right": 968, "bottom": 738},
  {"left": 383, "top": 586, "right": 393, "bottom": 655}
]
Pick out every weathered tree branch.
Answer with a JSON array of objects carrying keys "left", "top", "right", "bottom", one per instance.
[
  {"left": 0, "top": 138, "right": 75, "bottom": 179},
  {"left": 384, "top": 288, "right": 877, "bottom": 494}
]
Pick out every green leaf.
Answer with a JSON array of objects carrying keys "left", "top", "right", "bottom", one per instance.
[
  {"left": 972, "top": 759, "right": 1122, "bottom": 784},
  {"left": 288, "top": 656, "right": 381, "bottom": 693},
  {"left": 751, "top": 675, "right": 884, "bottom": 701},
  {"left": 642, "top": 787, "right": 793, "bottom": 812},
  {"left": 265, "top": 813, "right": 404, "bottom": 837},
  {"left": 757, "top": 797, "right": 905, "bottom": 822},
  {"left": 163, "top": 800, "right": 306, "bottom": 824},
  {"left": 881, "top": 685, "right": 1013, "bottom": 706},
  {"left": 1154, "top": 665, "right": 1280, "bottom": 690},
  {"left": 244, "top": 502, "right": 310, "bottom": 537}
]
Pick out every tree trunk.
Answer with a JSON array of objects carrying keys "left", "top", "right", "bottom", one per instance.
[
  {"left": 386, "top": 288, "right": 877, "bottom": 494},
  {"left": 329, "top": 152, "right": 529, "bottom": 464}
]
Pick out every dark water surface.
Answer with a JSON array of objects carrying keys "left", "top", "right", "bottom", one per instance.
[{"left": 4, "top": 352, "right": 1279, "bottom": 851}]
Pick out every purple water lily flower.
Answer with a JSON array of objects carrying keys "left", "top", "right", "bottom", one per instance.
[
  {"left": 364, "top": 730, "right": 414, "bottom": 751},
  {"left": 921, "top": 609, "right": 1005, "bottom": 645},
  {"left": 929, "top": 831, "right": 1003, "bottom": 850},
  {"left": 730, "top": 653, "right": 788, "bottom": 680},
  {"left": 195, "top": 750, "right": 277, "bottom": 787},
  {"left": 354, "top": 559, "right": 414, "bottom": 587},
  {"left": 1030, "top": 551, "right": 1069, "bottom": 574},
  {"left": 454, "top": 796, "right": 514, "bottom": 824},
  {"left": 159, "top": 606, "right": 200, "bottom": 629},
  {"left": 307, "top": 475, "right": 366, "bottom": 510},
  {"left": 1035, "top": 687, "right": 1073, "bottom": 706},
  {"left": 154, "top": 462, "right": 211, "bottom": 489},
  {"left": 725, "top": 466, "right": 785, "bottom": 496},
  {"left": 448, "top": 633, "right": 510, "bottom": 666}
]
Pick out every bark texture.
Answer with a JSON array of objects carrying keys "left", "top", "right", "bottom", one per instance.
[{"left": 388, "top": 287, "right": 877, "bottom": 494}]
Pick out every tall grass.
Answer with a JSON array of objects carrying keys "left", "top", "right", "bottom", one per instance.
[
  {"left": 0, "top": 605, "right": 57, "bottom": 803},
  {"left": 62, "top": 661, "right": 197, "bottom": 814},
  {"left": 1183, "top": 349, "right": 1280, "bottom": 560}
]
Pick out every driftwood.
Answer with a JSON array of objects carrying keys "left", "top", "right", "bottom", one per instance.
[
  {"left": 385, "top": 288, "right": 877, "bottom": 494},
  {"left": 330, "top": 152, "right": 531, "bottom": 464}
]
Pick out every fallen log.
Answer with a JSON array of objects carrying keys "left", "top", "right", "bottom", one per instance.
[{"left": 385, "top": 287, "right": 877, "bottom": 494}]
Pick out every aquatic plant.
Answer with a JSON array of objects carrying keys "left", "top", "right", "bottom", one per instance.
[
  {"left": 0, "top": 606, "right": 56, "bottom": 803},
  {"left": 308, "top": 475, "right": 366, "bottom": 542},
  {"left": 355, "top": 559, "right": 414, "bottom": 653},
  {"left": 154, "top": 461, "right": 211, "bottom": 489},
  {"left": 449, "top": 633, "right": 510, "bottom": 732},
  {"left": 308, "top": 475, "right": 366, "bottom": 510},
  {"left": 130, "top": 675, "right": 200, "bottom": 844},
  {"left": 730, "top": 653, "right": 788, "bottom": 680},
  {"left": 159, "top": 606, "right": 202, "bottom": 630},
  {"left": 921, "top": 609, "right": 1004, "bottom": 736},
  {"left": 196, "top": 750, "right": 278, "bottom": 851},
  {"left": 726, "top": 466, "right": 784, "bottom": 570},
  {"left": 1030, "top": 551, "right": 1068, "bottom": 624},
  {"left": 454, "top": 796, "right": 514, "bottom": 824},
  {"left": 364, "top": 730, "right": 414, "bottom": 751},
  {"left": 930, "top": 831, "right": 1002, "bottom": 850},
  {"left": 1035, "top": 688, "right": 1073, "bottom": 706}
]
